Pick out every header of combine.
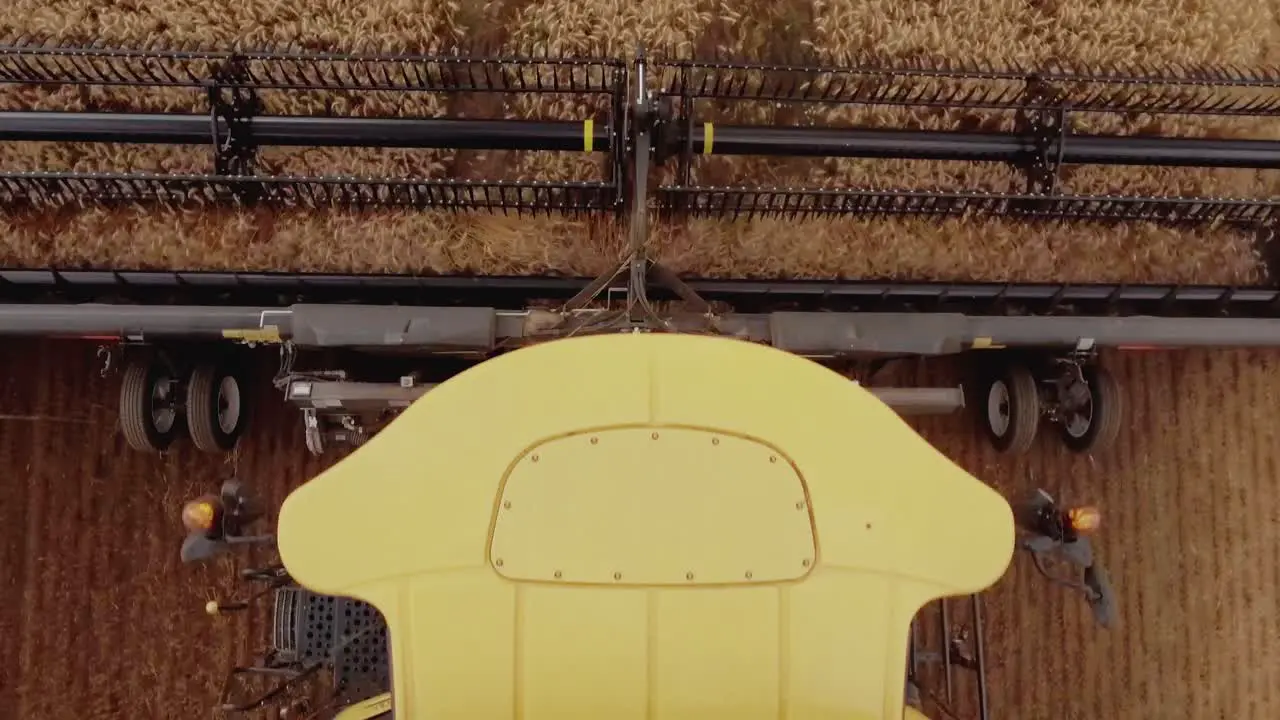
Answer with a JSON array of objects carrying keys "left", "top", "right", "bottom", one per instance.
[{"left": 0, "top": 37, "right": 1277, "bottom": 232}]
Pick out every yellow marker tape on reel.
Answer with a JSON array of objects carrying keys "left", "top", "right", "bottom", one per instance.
[
  {"left": 703, "top": 122, "right": 714, "bottom": 155},
  {"left": 583, "top": 119, "right": 594, "bottom": 152}
]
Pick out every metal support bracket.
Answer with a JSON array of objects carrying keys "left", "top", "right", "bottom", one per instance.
[
  {"left": 543, "top": 49, "right": 718, "bottom": 337},
  {"left": 207, "top": 57, "right": 262, "bottom": 193},
  {"left": 1014, "top": 76, "right": 1069, "bottom": 197}
]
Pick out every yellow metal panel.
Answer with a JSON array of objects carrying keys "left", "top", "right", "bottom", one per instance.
[
  {"left": 221, "top": 326, "right": 281, "bottom": 343},
  {"left": 492, "top": 426, "right": 813, "bottom": 585},
  {"left": 645, "top": 337, "right": 1012, "bottom": 595},
  {"left": 277, "top": 337, "right": 652, "bottom": 592},
  {"left": 333, "top": 693, "right": 392, "bottom": 720},
  {"left": 278, "top": 333, "right": 1012, "bottom": 720},
  {"left": 519, "top": 586, "right": 648, "bottom": 720},
  {"left": 400, "top": 571, "right": 516, "bottom": 718},
  {"left": 652, "top": 587, "right": 780, "bottom": 720},
  {"left": 785, "top": 570, "right": 893, "bottom": 719}
]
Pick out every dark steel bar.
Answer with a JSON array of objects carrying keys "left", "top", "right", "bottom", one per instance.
[
  {"left": 10, "top": 303, "right": 1280, "bottom": 352},
  {"left": 0, "top": 113, "right": 610, "bottom": 152},
  {"left": 698, "top": 125, "right": 1280, "bottom": 168},
  {"left": 0, "top": 304, "right": 288, "bottom": 338},
  {"left": 973, "top": 594, "right": 990, "bottom": 720},
  {"left": 8, "top": 270, "right": 1280, "bottom": 318},
  {"left": 940, "top": 598, "right": 953, "bottom": 705},
  {"left": 4, "top": 111, "right": 1276, "bottom": 167}
]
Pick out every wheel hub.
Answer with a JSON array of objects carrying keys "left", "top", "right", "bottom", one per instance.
[
  {"left": 216, "top": 375, "right": 242, "bottom": 435},
  {"left": 1062, "top": 390, "right": 1094, "bottom": 439},
  {"left": 986, "top": 379, "right": 1011, "bottom": 437},
  {"left": 150, "top": 376, "right": 177, "bottom": 433}
]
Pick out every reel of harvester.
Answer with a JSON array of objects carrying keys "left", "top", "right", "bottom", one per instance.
[{"left": 0, "top": 37, "right": 1276, "bottom": 231}]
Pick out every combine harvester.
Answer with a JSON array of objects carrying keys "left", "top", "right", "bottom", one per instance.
[
  {"left": 0, "top": 40, "right": 1264, "bottom": 719},
  {"left": 178, "top": 332, "right": 1115, "bottom": 720},
  {"left": 0, "top": 40, "right": 1278, "bottom": 456}
]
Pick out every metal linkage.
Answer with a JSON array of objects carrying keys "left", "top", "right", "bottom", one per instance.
[
  {"left": 0, "top": 36, "right": 625, "bottom": 96},
  {"left": 1014, "top": 78, "right": 1066, "bottom": 195},
  {"left": 651, "top": 54, "right": 1280, "bottom": 116},
  {"left": 0, "top": 172, "right": 615, "bottom": 214},
  {"left": 656, "top": 186, "right": 1279, "bottom": 228},
  {"left": 208, "top": 57, "right": 261, "bottom": 197}
]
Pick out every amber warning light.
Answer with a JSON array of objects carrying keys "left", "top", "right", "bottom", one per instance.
[
  {"left": 1067, "top": 505, "right": 1102, "bottom": 534},
  {"left": 182, "top": 496, "right": 221, "bottom": 534}
]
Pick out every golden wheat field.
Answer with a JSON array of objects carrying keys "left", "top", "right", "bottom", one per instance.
[{"left": 0, "top": 0, "right": 1277, "bottom": 282}]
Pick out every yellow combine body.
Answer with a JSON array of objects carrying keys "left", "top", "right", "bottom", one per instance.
[{"left": 278, "top": 334, "right": 1014, "bottom": 719}]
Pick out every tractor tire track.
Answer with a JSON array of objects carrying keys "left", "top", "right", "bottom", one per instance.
[{"left": 0, "top": 342, "right": 37, "bottom": 717}]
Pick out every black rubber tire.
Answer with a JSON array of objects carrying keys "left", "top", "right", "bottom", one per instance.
[
  {"left": 981, "top": 362, "right": 1041, "bottom": 454},
  {"left": 1060, "top": 365, "right": 1123, "bottom": 455},
  {"left": 119, "top": 356, "right": 183, "bottom": 453},
  {"left": 186, "top": 361, "right": 248, "bottom": 453}
]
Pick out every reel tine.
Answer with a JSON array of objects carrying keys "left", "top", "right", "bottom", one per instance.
[{"left": 657, "top": 184, "right": 1280, "bottom": 230}]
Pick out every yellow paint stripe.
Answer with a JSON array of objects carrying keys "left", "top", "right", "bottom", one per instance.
[
  {"left": 583, "top": 119, "right": 594, "bottom": 152},
  {"left": 223, "top": 326, "right": 282, "bottom": 343},
  {"left": 703, "top": 122, "right": 714, "bottom": 155},
  {"left": 971, "top": 337, "right": 1006, "bottom": 349}
]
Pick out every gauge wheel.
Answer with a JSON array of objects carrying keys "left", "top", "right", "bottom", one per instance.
[
  {"left": 120, "top": 355, "right": 183, "bottom": 453},
  {"left": 981, "top": 362, "right": 1040, "bottom": 454},
  {"left": 186, "top": 361, "right": 248, "bottom": 453},
  {"left": 1059, "top": 365, "right": 1123, "bottom": 455}
]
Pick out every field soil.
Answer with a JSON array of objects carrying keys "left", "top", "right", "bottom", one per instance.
[
  {"left": 0, "top": 0, "right": 1277, "bottom": 283},
  {"left": 1, "top": 339, "right": 1278, "bottom": 719}
]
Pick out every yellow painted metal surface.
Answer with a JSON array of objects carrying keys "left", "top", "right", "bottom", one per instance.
[
  {"left": 492, "top": 426, "right": 814, "bottom": 585},
  {"left": 333, "top": 692, "right": 392, "bottom": 719},
  {"left": 278, "top": 333, "right": 1013, "bottom": 720}
]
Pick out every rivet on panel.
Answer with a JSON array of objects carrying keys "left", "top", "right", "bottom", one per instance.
[
  {"left": 614, "top": 572, "right": 623, "bottom": 581},
  {"left": 651, "top": 432, "right": 659, "bottom": 440},
  {"left": 590, "top": 437, "right": 599, "bottom": 445},
  {"left": 745, "top": 571, "right": 753, "bottom": 580},
  {"left": 711, "top": 437, "right": 720, "bottom": 446},
  {"left": 531, "top": 454, "right": 540, "bottom": 463},
  {"left": 686, "top": 572, "right": 694, "bottom": 581},
  {"left": 495, "top": 558, "right": 504, "bottom": 567},
  {"left": 796, "top": 501, "right": 806, "bottom": 511},
  {"left": 769, "top": 455, "right": 777, "bottom": 463},
  {"left": 554, "top": 570, "right": 563, "bottom": 579},
  {"left": 866, "top": 522, "right": 872, "bottom": 530},
  {"left": 801, "top": 558, "right": 811, "bottom": 568},
  {"left": 503, "top": 500, "right": 512, "bottom": 509}
]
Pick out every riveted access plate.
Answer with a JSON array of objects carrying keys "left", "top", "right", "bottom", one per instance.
[{"left": 490, "top": 426, "right": 815, "bottom": 586}]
